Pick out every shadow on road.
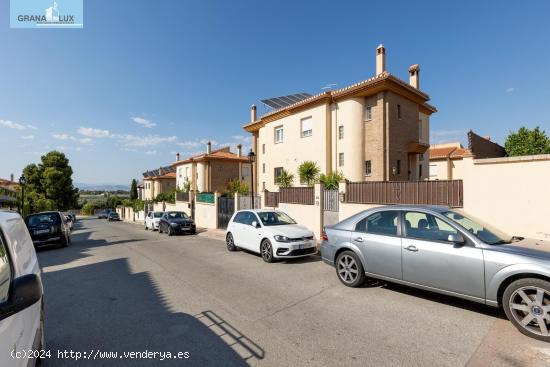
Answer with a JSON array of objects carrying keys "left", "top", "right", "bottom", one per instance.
[{"left": 42, "top": 257, "right": 262, "bottom": 366}]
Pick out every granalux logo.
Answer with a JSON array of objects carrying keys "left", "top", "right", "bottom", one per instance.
[{"left": 10, "top": 0, "right": 83, "bottom": 28}]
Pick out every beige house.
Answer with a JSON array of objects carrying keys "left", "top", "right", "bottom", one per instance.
[
  {"left": 243, "top": 45, "right": 436, "bottom": 192},
  {"left": 142, "top": 166, "right": 176, "bottom": 201},
  {"left": 429, "top": 130, "right": 506, "bottom": 180},
  {"left": 172, "top": 142, "right": 251, "bottom": 193}
]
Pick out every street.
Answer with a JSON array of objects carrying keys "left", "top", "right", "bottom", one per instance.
[{"left": 37, "top": 218, "right": 550, "bottom": 366}]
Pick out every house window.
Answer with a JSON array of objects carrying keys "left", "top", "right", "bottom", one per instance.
[
  {"left": 396, "top": 160, "right": 401, "bottom": 175},
  {"left": 301, "top": 117, "right": 313, "bottom": 137},
  {"left": 397, "top": 104, "right": 402, "bottom": 119},
  {"left": 430, "top": 164, "right": 439, "bottom": 177},
  {"left": 365, "top": 160, "right": 372, "bottom": 176},
  {"left": 364, "top": 106, "right": 372, "bottom": 121},
  {"left": 262, "top": 144, "right": 265, "bottom": 154},
  {"left": 338, "top": 125, "right": 344, "bottom": 139},
  {"left": 274, "top": 126, "right": 284, "bottom": 143},
  {"left": 338, "top": 153, "right": 344, "bottom": 167},
  {"left": 262, "top": 163, "right": 265, "bottom": 173},
  {"left": 419, "top": 164, "right": 423, "bottom": 179},
  {"left": 274, "top": 167, "right": 283, "bottom": 184}
]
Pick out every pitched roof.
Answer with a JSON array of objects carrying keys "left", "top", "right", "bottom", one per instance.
[
  {"left": 172, "top": 147, "right": 249, "bottom": 166},
  {"left": 429, "top": 145, "right": 472, "bottom": 160},
  {"left": 142, "top": 166, "right": 176, "bottom": 179},
  {"left": 244, "top": 71, "right": 437, "bottom": 132}
]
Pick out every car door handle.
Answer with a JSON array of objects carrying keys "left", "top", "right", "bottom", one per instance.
[
  {"left": 404, "top": 245, "right": 418, "bottom": 252},
  {"left": 354, "top": 237, "right": 364, "bottom": 243}
]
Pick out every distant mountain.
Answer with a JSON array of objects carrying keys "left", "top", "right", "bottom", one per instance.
[{"left": 75, "top": 182, "right": 130, "bottom": 192}]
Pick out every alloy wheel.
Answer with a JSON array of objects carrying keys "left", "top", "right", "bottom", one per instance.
[
  {"left": 261, "top": 241, "right": 272, "bottom": 261},
  {"left": 338, "top": 255, "right": 359, "bottom": 284},
  {"left": 509, "top": 286, "right": 550, "bottom": 337},
  {"left": 226, "top": 234, "right": 235, "bottom": 251}
]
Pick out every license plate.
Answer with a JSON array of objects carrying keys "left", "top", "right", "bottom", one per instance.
[
  {"left": 297, "top": 243, "right": 310, "bottom": 249},
  {"left": 35, "top": 229, "right": 49, "bottom": 235}
]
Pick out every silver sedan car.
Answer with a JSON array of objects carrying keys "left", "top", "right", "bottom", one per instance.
[{"left": 320, "top": 205, "right": 550, "bottom": 342}]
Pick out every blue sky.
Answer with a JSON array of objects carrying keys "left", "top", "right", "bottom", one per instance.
[{"left": 1, "top": 0, "right": 549, "bottom": 185}]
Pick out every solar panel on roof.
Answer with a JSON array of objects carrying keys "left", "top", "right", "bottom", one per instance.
[{"left": 261, "top": 92, "right": 313, "bottom": 110}]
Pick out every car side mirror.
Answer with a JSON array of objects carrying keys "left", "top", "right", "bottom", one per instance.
[
  {"left": 251, "top": 221, "right": 260, "bottom": 228},
  {"left": 448, "top": 233, "right": 465, "bottom": 246},
  {"left": 0, "top": 274, "right": 42, "bottom": 321}
]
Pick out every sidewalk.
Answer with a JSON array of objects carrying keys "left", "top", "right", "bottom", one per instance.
[{"left": 119, "top": 217, "right": 226, "bottom": 242}]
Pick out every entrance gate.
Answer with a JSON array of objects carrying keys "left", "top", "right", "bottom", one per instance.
[{"left": 217, "top": 196, "right": 235, "bottom": 229}]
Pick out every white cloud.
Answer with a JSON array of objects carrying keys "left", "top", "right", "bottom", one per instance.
[
  {"left": 200, "top": 139, "right": 218, "bottom": 146},
  {"left": 52, "top": 133, "right": 71, "bottom": 140},
  {"left": 132, "top": 117, "right": 157, "bottom": 128},
  {"left": 78, "top": 137, "right": 93, "bottom": 144},
  {"left": 21, "top": 135, "right": 35, "bottom": 140},
  {"left": 26, "top": 124, "right": 38, "bottom": 130},
  {"left": 78, "top": 127, "right": 111, "bottom": 138},
  {"left": 177, "top": 140, "right": 202, "bottom": 149},
  {"left": 231, "top": 135, "right": 252, "bottom": 143},
  {"left": 505, "top": 87, "right": 515, "bottom": 93},
  {"left": 145, "top": 150, "right": 157, "bottom": 155},
  {"left": 117, "top": 134, "right": 177, "bottom": 147},
  {"left": 0, "top": 119, "right": 26, "bottom": 130}
]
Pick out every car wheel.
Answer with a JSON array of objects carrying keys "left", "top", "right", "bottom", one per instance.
[
  {"left": 260, "top": 239, "right": 275, "bottom": 263},
  {"left": 158, "top": 224, "right": 163, "bottom": 234},
  {"left": 503, "top": 278, "right": 550, "bottom": 341},
  {"left": 168, "top": 226, "right": 173, "bottom": 236},
  {"left": 335, "top": 250, "right": 365, "bottom": 287},
  {"left": 37, "top": 302, "right": 45, "bottom": 365},
  {"left": 145, "top": 223, "right": 148, "bottom": 230},
  {"left": 226, "top": 233, "right": 237, "bottom": 252},
  {"left": 61, "top": 235, "right": 69, "bottom": 248}
]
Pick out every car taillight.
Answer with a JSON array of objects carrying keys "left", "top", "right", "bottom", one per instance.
[{"left": 321, "top": 229, "right": 328, "bottom": 241}]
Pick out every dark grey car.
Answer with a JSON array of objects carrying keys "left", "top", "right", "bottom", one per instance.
[{"left": 321, "top": 205, "right": 550, "bottom": 342}]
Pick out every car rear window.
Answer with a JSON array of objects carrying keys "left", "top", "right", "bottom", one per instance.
[
  {"left": 154, "top": 212, "right": 163, "bottom": 218},
  {"left": 26, "top": 213, "right": 61, "bottom": 226}
]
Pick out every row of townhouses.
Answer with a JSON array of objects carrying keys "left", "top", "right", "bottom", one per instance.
[{"left": 140, "top": 44, "right": 440, "bottom": 200}]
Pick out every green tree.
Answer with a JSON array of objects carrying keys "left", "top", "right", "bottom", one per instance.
[
  {"left": 130, "top": 179, "right": 138, "bottom": 200},
  {"left": 504, "top": 126, "right": 550, "bottom": 156},
  {"left": 154, "top": 190, "right": 176, "bottom": 204},
  {"left": 181, "top": 178, "right": 191, "bottom": 192},
  {"left": 319, "top": 171, "right": 345, "bottom": 190},
  {"left": 81, "top": 202, "right": 97, "bottom": 215},
  {"left": 298, "top": 161, "right": 320, "bottom": 187},
  {"left": 21, "top": 151, "right": 79, "bottom": 212},
  {"left": 278, "top": 169, "right": 294, "bottom": 188},
  {"left": 226, "top": 179, "right": 249, "bottom": 195}
]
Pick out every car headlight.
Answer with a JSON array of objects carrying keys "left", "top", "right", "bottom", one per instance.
[
  {"left": 274, "top": 235, "right": 290, "bottom": 242},
  {"left": 170, "top": 222, "right": 179, "bottom": 226}
]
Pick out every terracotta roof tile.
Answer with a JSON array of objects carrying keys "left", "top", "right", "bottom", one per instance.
[{"left": 429, "top": 146, "right": 472, "bottom": 160}]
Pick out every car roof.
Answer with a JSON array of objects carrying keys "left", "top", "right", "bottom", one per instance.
[
  {"left": 235, "top": 209, "right": 281, "bottom": 213},
  {"left": 27, "top": 211, "right": 61, "bottom": 216},
  {"left": 0, "top": 210, "right": 23, "bottom": 226}
]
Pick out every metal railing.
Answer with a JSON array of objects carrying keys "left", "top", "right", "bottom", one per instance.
[
  {"left": 323, "top": 189, "right": 339, "bottom": 212},
  {"left": 345, "top": 180, "right": 463, "bottom": 207}
]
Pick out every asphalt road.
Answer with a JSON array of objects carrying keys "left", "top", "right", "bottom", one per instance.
[{"left": 36, "top": 218, "right": 550, "bottom": 366}]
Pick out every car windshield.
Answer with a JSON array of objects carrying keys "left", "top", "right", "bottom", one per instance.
[
  {"left": 443, "top": 210, "right": 513, "bottom": 245},
  {"left": 257, "top": 211, "right": 296, "bottom": 226},
  {"left": 26, "top": 213, "right": 60, "bottom": 226},
  {"left": 154, "top": 212, "right": 163, "bottom": 218},
  {"left": 166, "top": 212, "right": 188, "bottom": 219}
]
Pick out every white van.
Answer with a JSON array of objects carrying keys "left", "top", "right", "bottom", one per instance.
[{"left": 0, "top": 210, "right": 44, "bottom": 367}]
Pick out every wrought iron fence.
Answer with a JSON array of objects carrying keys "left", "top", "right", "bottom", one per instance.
[
  {"left": 176, "top": 191, "right": 190, "bottom": 202},
  {"left": 323, "top": 189, "right": 339, "bottom": 212},
  {"left": 279, "top": 187, "right": 315, "bottom": 205},
  {"left": 345, "top": 180, "right": 463, "bottom": 207}
]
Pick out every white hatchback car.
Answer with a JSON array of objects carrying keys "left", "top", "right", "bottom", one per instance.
[
  {"left": 0, "top": 210, "right": 44, "bottom": 367},
  {"left": 226, "top": 209, "right": 317, "bottom": 262},
  {"left": 145, "top": 211, "right": 163, "bottom": 231}
]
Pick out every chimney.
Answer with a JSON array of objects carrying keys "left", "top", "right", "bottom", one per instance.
[
  {"left": 176, "top": 152, "right": 180, "bottom": 161},
  {"left": 250, "top": 104, "right": 257, "bottom": 122},
  {"left": 237, "top": 144, "right": 242, "bottom": 157},
  {"left": 376, "top": 44, "right": 386, "bottom": 75},
  {"left": 206, "top": 141, "right": 212, "bottom": 154},
  {"left": 10, "top": 173, "right": 14, "bottom": 182},
  {"left": 409, "top": 64, "right": 420, "bottom": 89}
]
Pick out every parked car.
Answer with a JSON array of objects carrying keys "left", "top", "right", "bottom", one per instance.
[
  {"left": 25, "top": 211, "right": 71, "bottom": 248},
  {"left": 145, "top": 211, "right": 163, "bottom": 231},
  {"left": 158, "top": 211, "right": 196, "bottom": 236},
  {"left": 226, "top": 210, "right": 316, "bottom": 263},
  {"left": 97, "top": 210, "right": 108, "bottom": 219},
  {"left": 0, "top": 210, "right": 45, "bottom": 366},
  {"left": 321, "top": 205, "right": 550, "bottom": 341},
  {"left": 67, "top": 213, "right": 76, "bottom": 223},
  {"left": 108, "top": 212, "right": 120, "bottom": 221}
]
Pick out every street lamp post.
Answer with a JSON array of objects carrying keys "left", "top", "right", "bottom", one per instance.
[
  {"left": 19, "top": 175, "right": 27, "bottom": 216},
  {"left": 247, "top": 149, "right": 256, "bottom": 209}
]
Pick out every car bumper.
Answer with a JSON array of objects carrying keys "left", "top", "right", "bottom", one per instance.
[
  {"left": 274, "top": 241, "right": 317, "bottom": 258},
  {"left": 320, "top": 241, "right": 335, "bottom": 266},
  {"left": 170, "top": 225, "right": 196, "bottom": 233},
  {"left": 33, "top": 236, "right": 62, "bottom": 246}
]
